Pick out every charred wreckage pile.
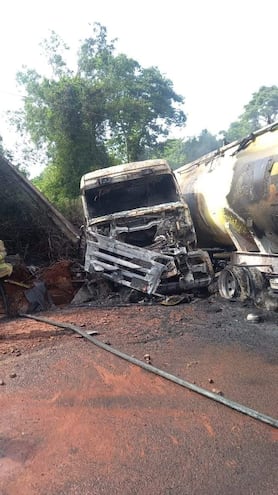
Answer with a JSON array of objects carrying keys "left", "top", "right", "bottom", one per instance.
[
  {"left": 1, "top": 122, "right": 278, "bottom": 316},
  {"left": 0, "top": 155, "right": 80, "bottom": 316}
]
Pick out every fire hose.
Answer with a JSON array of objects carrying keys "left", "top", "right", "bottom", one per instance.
[{"left": 20, "top": 312, "right": 278, "bottom": 429}]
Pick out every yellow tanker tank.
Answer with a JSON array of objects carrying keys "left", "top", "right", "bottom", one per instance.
[{"left": 175, "top": 123, "right": 278, "bottom": 300}]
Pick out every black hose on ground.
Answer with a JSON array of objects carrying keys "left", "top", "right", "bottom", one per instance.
[{"left": 20, "top": 312, "right": 278, "bottom": 429}]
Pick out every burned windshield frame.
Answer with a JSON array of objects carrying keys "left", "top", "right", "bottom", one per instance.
[{"left": 85, "top": 173, "right": 180, "bottom": 217}]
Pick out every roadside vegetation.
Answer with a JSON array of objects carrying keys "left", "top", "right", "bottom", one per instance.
[{"left": 1, "top": 23, "right": 278, "bottom": 222}]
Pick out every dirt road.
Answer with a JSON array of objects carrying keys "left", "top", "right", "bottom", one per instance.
[{"left": 0, "top": 297, "right": 277, "bottom": 494}]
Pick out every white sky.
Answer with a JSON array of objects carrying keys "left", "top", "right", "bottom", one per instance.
[{"left": 1, "top": 0, "right": 277, "bottom": 158}]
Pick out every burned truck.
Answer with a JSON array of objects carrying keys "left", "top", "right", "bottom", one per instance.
[
  {"left": 80, "top": 159, "right": 213, "bottom": 298},
  {"left": 175, "top": 122, "right": 278, "bottom": 306}
]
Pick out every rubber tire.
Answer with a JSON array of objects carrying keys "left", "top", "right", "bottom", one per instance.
[{"left": 218, "top": 266, "right": 251, "bottom": 301}]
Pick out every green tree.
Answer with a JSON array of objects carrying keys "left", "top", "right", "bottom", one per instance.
[
  {"left": 0, "top": 135, "right": 29, "bottom": 176},
  {"left": 32, "top": 164, "right": 63, "bottom": 205},
  {"left": 244, "top": 85, "right": 278, "bottom": 128},
  {"left": 14, "top": 71, "right": 110, "bottom": 198},
  {"left": 104, "top": 56, "right": 186, "bottom": 162},
  {"left": 219, "top": 119, "right": 251, "bottom": 143},
  {"left": 12, "top": 23, "right": 186, "bottom": 202},
  {"left": 146, "top": 138, "right": 187, "bottom": 169},
  {"left": 32, "top": 164, "right": 83, "bottom": 224},
  {"left": 158, "top": 139, "right": 187, "bottom": 169},
  {"left": 183, "top": 129, "right": 220, "bottom": 163},
  {"left": 223, "top": 85, "right": 278, "bottom": 142},
  {"left": 147, "top": 130, "right": 220, "bottom": 169}
]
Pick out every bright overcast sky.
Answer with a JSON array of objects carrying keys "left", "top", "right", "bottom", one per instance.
[{"left": 1, "top": 0, "right": 277, "bottom": 151}]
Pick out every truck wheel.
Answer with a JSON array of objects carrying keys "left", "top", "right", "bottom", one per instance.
[
  {"left": 218, "top": 266, "right": 251, "bottom": 301},
  {"left": 247, "top": 267, "right": 265, "bottom": 296}
]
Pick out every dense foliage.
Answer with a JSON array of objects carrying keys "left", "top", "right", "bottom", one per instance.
[
  {"left": 5, "top": 21, "right": 278, "bottom": 211},
  {"left": 148, "top": 130, "right": 221, "bottom": 169},
  {"left": 12, "top": 24, "right": 186, "bottom": 200},
  {"left": 155, "top": 86, "right": 278, "bottom": 170},
  {"left": 222, "top": 86, "right": 278, "bottom": 142}
]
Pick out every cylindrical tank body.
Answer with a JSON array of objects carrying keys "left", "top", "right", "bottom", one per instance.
[{"left": 175, "top": 125, "right": 278, "bottom": 254}]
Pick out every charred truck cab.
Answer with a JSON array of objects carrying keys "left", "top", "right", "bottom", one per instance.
[{"left": 80, "top": 159, "right": 213, "bottom": 296}]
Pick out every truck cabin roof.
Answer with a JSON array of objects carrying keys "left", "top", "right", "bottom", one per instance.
[{"left": 80, "top": 159, "right": 173, "bottom": 191}]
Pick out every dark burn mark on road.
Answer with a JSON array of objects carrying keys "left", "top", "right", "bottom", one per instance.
[{"left": 0, "top": 436, "right": 41, "bottom": 463}]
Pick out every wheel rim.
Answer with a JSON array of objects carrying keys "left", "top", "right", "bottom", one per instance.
[
  {"left": 218, "top": 268, "right": 238, "bottom": 299},
  {"left": 219, "top": 266, "right": 253, "bottom": 301}
]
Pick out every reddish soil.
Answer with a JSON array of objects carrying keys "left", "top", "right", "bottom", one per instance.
[{"left": 0, "top": 296, "right": 277, "bottom": 494}]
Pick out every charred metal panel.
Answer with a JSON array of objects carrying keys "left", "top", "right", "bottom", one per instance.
[
  {"left": 89, "top": 204, "right": 196, "bottom": 250},
  {"left": 175, "top": 154, "right": 236, "bottom": 248},
  {"left": 176, "top": 126, "right": 278, "bottom": 254},
  {"left": 85, "top": 233, "right": 176, "bottom": 294},
  {"left": 231, "top": 251, "right": 278, "bottom": 274},
  {"left": 227, "top": 156, "right": 278, "bottom": 253}
]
